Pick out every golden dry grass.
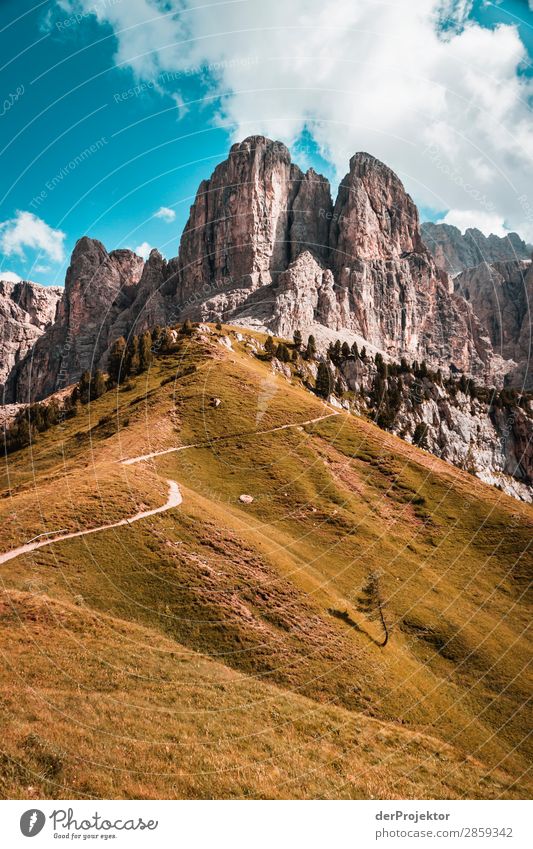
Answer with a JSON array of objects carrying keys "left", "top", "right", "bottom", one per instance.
[{"left": 0, "top": 325, "right": 531, "bottom": 799}]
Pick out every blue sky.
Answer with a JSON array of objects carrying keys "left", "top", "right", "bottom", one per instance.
[{"left": 1, "top": 0, "right": 532, "bottom": 287}]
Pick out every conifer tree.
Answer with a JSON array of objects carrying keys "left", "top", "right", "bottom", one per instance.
[
  {"left": 77, "top": 370, "right": 92, "bottom": 404},
  {"left": 91, "top": 369, "right": 107, "bottom": 399},
  {"left": 276, "top": 342, "right": 291, "bottom": 363},
  {"left": 108, "top": 337, "right": 127, "bottom": 385},
  {"left": 305, "top": 334, "right": 317, "bottom": 360},
  {"left": 126, "top": 335, "right": 140, "bottom": 375},
  {"left": 264, "top": 336, "right": 275, "bottom": 357},
  {"left": 139, "top": 331, "right": 153, "bottom": 373},
  {"left": 315, "top": 361, "right": 332, "bottom": 398},
  {"left": 358, "top": 571, "right": 389, "bottom": 647}
]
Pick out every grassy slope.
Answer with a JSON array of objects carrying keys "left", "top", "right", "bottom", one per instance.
[{"left": 0, "top": 326, "right": 531, "bottom": 799}]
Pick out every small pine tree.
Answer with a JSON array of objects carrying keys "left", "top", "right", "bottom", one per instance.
[
  {"left": 341, "top": 341, "right": 350, "bottom": 360},
  {"left": 413, "top": 422, "right": 429, "bottom": 449},
  {"left": 77, "top": 370, "right": 92, "bottom": 404},
  {"left": 161, "top": 327, "right": 175, "bottom": 352},
  {"left": 351, "top": 341, "right": 359, "bottom": 359},
  {"left": 17, "top": 417, "right": 32, "bottom": 450},
  {"left": 91, "top": 369, "right": 107, "bottom": 399},
  {"left": 293, "top": 329, "right": 302, "bottom": 350},
  {"left": 335, "top": 377, "right": 344, "bottom": 397},
  {"left": 215, "top": 321, "right": 223, "bottom": 331},
  {"left": 357, "top": 571, "right": 389, "bottom": 647},
  {"left": 181, "top": 318, "right": 193, "bottom": 335},
  {"left": 360, "top": 346, "right": 367, "bottom": 362},
  {"left": 44, "top": 400, "right": 60, "bottom": 427},
  {"left": 264, "top": 336, "right": 275, "bottom": 357},
  {"left": 375, "top": 352, "right": 387, "bottom": 378},
  {"left": 108, "top": 337, "right": 127, "bottom": 385},
  {"left": 305, "top": 335, "right": 317, "bottom": 361},
  {"left": 126, "top": 335, "right": 140, "bottom": 375},
  {"left": 315, "top": 361, "right": 332, "bottom": 398},
  {"left": 291, "top": 348, "right": 299, "bottom": 363},
  {"left": 151, "top": 325, "right": 163, "bottom": 351},
  {"left": 139, "top": 331, "right": 153, "bottom": 373},
  {"left": 276, "top": 342, "right": 291, "bottom": 363}
]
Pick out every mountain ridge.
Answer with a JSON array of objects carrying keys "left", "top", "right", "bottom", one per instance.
[{"left": 3, "top": 136, "right": 513, "bottom": 404}]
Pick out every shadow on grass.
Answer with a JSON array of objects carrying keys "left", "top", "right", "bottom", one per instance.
[{"left": 328, "top": 608, "right": 388, "bottom": 648}]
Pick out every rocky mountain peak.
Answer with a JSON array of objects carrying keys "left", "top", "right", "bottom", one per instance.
[
  {"left": 2, "top": 135, "right": 522, "bottom": 403},
  {"left": 422, "top": 222, "right": 532, "bottom": 276},
  {"left": 331, "top": 152, "right": 424, "bottom": 264}
]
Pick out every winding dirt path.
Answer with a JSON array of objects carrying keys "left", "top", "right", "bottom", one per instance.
[{"left": 0, "top": 411, "right": 338, "bottom": 565}]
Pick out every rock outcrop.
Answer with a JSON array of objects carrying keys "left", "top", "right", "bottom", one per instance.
[
  {"left": 0, "top": 279, "right": 62, "bottom": 402},
  {"left": 332, "top": 352, "right": 533, "bottom": 502},
  {"left": 323, "top": 153, "right": 493, "bottom": 375},
  {"left": 174, "top": 140, "right": 497, "bottom": 379},
  {"left": 12, "top": 239, "right": 144, "bottom": 402},
  {"left": 175, "top": 136, "right": 331, "bottom": 318},
  {"left": 421, "top": 222, "right": 532, "bottom": 276},
  {"left": 454, "top": 259, "right": 532, "bottom": 389},
  {"left": 6, "top": 138, "right": 512, "bottom": 402}
]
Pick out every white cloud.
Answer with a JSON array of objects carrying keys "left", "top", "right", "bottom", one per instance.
[
  {"left": 438, "top": 209, "right": 509, "bottom": 236},
  {"left": 0, "top": 211, "right": 66, "bottom": 263},
  {"left": 154, "top": 206, "right": 176, "bottom": 222},
  {"left": 135, "top": 241, "right": 152, "bottom": 260},
  {"left": 0, "top": 271, "right": 22, "bottom": 283},
  {"left": 71, "top": 0, "right": 533, "bottom": 239}
]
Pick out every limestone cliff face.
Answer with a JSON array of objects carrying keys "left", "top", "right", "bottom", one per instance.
[
  {"left": 325, "top": 154, "right": 493, "bottom": 374},
  {"left": 12, "top": 239, "right": 144, "bottom": 402},
  {"left": 454, "top": 260, "right": 532, "bottom": 389},
  {"left": 176, "top": 136, "right": 332, "bottom": 319},
  {"left": 0, "top": 279, "right": 62, "bottom": 402},
  {"left": 174, "top": 139, "right": 496, "bottom": 378},
  {"left": 422, "top": 222, "right": 532, "bottom": 277},
  {"left": 0, "top": 136, "right": 525, "bottom": 402}
]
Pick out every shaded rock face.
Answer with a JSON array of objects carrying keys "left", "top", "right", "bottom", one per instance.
[
  {"left": 175, "top": 140, "right": 495, "bottom": 378},
  {"left": 454, "top": 260, "right": 532, "bottom": 389},
  {"left": 12, "top": 239, "right": 144, "bottom": 402},
  {"left": 421, "top": 222, "right": 532, "bottom": 277},
  {"left": 0, "top": 280, "right": 62, "bottom": 402}
]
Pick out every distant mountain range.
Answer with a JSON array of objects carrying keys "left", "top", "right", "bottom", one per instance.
[{"left": 421, "top": 222, "right": 532, "bottom": 277}]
